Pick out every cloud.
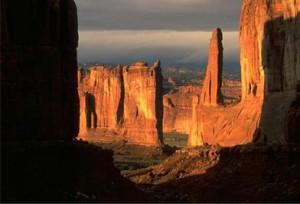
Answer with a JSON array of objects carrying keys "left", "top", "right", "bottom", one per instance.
[
  {"left": 74, "top": 0, "right": 243, "bottom": 31},
  {"left": 77, "top": 30, "right": 240, "bottom": 68},
  {"left": 74, "top": 1, "right": 242, "bottom": 69}
]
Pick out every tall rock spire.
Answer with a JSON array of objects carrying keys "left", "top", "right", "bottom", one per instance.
[{"left": 200, "top": 28, "right": 224, "bottom": 105}]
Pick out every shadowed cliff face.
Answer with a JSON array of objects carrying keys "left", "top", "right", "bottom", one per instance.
[
  {"left": 1, "top": 0, "right": 79, "bottom": 140},
  {"left": 78, "top": 61, "right": 164, "bottom": 146},
  {"left": 255, "top": 12, "right": 300, "bottom": 143},
  {"left": 1, "top": 1, "right": 149, "bottom": 202},
  {"left": 240, "top": 0, "right": 300, "bottom": 143},
  {"left": 189, "top": 0, "right": 300, "bottom": 146}
]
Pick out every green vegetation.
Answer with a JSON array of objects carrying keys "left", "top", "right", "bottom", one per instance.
[
  {"left": 163, "top": 132, "right": 188, "bottom": 148},
  {"left": 91, "top": 132, "right": 189, "bottom": 173},
  {"left": 92, "top": 141, "right": 170, "bottom": 172}
]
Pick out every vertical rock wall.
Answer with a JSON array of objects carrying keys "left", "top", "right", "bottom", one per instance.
[
  {"left": 240, "top": 0, "right": 300, "bottom": 99},
  {"left": 123, "top": 61, "right": 164, "bottom": 145},
  {"left": 240, "top": 0, "right": 300, "bottom": 143},
  {"left": 1, "top": 0, "right": 79, "bottom": 140},
  {"left": 78, "top": 66, "right": 123, "bottom": 137},
  {"left": 78, "top": 61, "right": 163, "bottom": 146},
  {"left": 189, "top": 0, "right": 300, "bottom": 146}
]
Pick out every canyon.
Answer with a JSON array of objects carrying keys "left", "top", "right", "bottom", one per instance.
[{"left": 1, "top": 0, "right": 300, "bottom": 202}]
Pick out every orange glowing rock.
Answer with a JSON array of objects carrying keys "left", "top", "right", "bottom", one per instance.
[
  {"left": 163, "top": 86, "right": 202, "bottom": 134},
  {"left": 189, "top": 0, "right": 300, "bottom": 146},
  {"left": 78, "top": 61, "right": 163, "bottom": 146},
  {"left": 200, "top": 28, "right": 224, "bottom": 106}
]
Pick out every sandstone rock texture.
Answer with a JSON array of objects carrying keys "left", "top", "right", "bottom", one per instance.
[
  {"left": 78, "top": 61, "right": 163, "bottom": 146},
  {"left": 1, "top": 0, "right": 79, "bottom": 140},
  {"left": 240, "top": 0, "right": 300, "bottom": 143},
  {"left": 200, "top": 28, "right": 224, "bottom": 105},
  {"left": 163, "top": 83, "right": 240, "bottom": 135},
  {"left": 240, "top": 0, "right": 300, "bottom": 99},
  {"left": 188, "top": 0, "right": 300, "bottom": 146},
  {"left": 163, "top": 86, "right": 201, "bottom": 134}
]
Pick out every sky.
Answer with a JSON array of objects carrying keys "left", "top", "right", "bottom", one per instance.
[{"left": 74, "top": 0, "right": 243, "bottom": 70}]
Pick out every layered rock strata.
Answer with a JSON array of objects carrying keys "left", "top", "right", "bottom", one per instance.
[
  {"left": 1, "top": 0, "right": 79, "bottom": 140},
  {"left": 189, "top": 0, "right": 300, "bottom": 146},
  {"left": 78, "top": 61, "right": 163, "bottom": 146}
]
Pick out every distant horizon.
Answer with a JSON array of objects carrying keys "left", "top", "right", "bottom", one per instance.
[
  {"left": 78, "top": 60, "right": 241, "bottom": 71},
  {"left": 75, "top": 0, "right": 243, "bottom": 71}
]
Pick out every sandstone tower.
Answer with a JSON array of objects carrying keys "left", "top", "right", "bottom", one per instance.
[
  {"left": 188, "top": 0, "right": 300, "bottom": 146},
  {"left": 200, "top": 28, "right": 224, "bottom": 105},
  {"left": 78, "top": 61, "right": 163, "bottom": 146}
]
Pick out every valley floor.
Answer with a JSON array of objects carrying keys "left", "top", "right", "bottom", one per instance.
[
  {"left": 96, "top": 139, "right": 300, "bottom": 203},
  {"left": 2, "top": 138, "right": 300, "bottom": 203}
]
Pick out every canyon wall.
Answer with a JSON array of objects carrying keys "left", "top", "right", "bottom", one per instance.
[
  {"left": 188, "top": 0, "right": 300, "bottom": 146},
  {"left": 1, "top": 0, "right": 79, "bottom": 140},
  {"left": 240, "top": 0, "right": 300, "bottom": 143},
  {"left": 78, "top": 61, "right": 163, "bottom": 146}
]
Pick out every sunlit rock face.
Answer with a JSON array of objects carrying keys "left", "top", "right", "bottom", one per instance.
[
  {"left": 78, "top": 61, "right": 163, "bottom": 146},
  {"left": 240, "top": 0, "right": 300, "bottom": 99},
  {"left": 78, "top": 67, "right": 123, "bottom": 137},
  {"left": 189, "top": 0, "right": 300, "bottom": 146},
  {"left": 1, "top": 0, "right": 79, "bottom": 140},
  {"left": 240, "top": 0, "right": 300, "bottom": 143},
  {"left": 163, "top": 86, "right": 202, "bottom": 134},
  {"left": 123, "top": 61, "right": 164, "bottom": 145},
  {"left": 200, "top": 28, "right": 224, "bottom": 105}
]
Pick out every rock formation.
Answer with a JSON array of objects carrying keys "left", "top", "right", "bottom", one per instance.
[
  {"left": 188, "top": 0, "right": 300, "bottom": 146},
  {"left": 240, "top": 0, "right": 300, "bottom": 100},
  {"left": 163, "top": 86, "right": 201, "bottom": 134},
  {"left": 78, "top": 61, "right": 163, "bottom": 146},
  {"left": 163, "top": 83, "right": 241, "bottom": 135},
  {"left": 200, "top": 28, "right": 224, "bottom": 105},
  {"left": 78, "top": 66, "right": 123, "bottom": 137},
  {"left": 123, "top": 61, "right": 164, "bottom": 145},
  {"left": 1, "top": 1, "right": 149, "bottom": 202},
  {"left": 1, "top": 0, "right": 79, "bottom": 140},
  {"left": 240, "top": 0, "right": 300, "bottom": 143}
]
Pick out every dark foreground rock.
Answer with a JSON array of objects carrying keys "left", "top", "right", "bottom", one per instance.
[
  {"left": 127, "top": 144, "right": 300, "bottom": 203},
  {"left": 1, "top": 140, "right": 150, "bottom": 203}
]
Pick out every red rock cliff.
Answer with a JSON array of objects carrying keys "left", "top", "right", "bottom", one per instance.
[
  {"left": 189, "top": 0, "right": 300, "bottom": 146},
  {"left": 78, "top": 61, "right": 163, "bottom": 146},
  {"left": 240, "top": 0, "right": 300, "bottom": 143},
  {"left": 1, "top": 0, "right": 79, "bottom": 140},
  {"left": 78, "top": 66, "right": 123, "bottom": 136}
]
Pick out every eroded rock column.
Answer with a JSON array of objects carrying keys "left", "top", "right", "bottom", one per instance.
[{"left": 200, "top": 28, "right": 224, "bottom": 105}]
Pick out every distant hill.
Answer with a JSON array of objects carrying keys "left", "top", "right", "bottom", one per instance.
[{"left": 78, "top": 62, "right": 241, "bottom": 88}]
